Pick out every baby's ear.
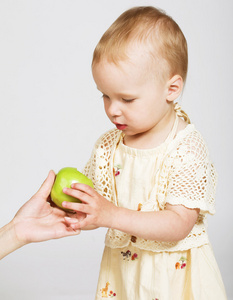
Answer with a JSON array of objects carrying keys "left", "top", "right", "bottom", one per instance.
[{"left": 166, "top": 75, "right": 183, "bottom": 101}]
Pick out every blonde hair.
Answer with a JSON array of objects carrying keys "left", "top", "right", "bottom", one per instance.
[{"left": 92, "top": 6, "right": 188, "bottom": 83}]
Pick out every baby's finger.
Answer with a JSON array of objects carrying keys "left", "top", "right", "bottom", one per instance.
[
  {"left": 62, "top": 201, "right": 90, "bottom": 214},
  {"left": 76, "top": 215, "right": 92, "bottom": 229},
  {"left": 64, "top": 214, "right": 92, "bottom": 230},
  {"left": 64, "top": 217, "right": 82, "bottom": 230},
  {"left": 70, "top": 183, "right": 95, "bottom": 196},
  {"left": 63, "top": 187, "right": 90, "bottom": 204},
  {"left": 64, "top": 216, "right": 79, "bottom": 225}
]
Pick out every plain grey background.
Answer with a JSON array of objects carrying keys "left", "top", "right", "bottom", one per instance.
[{"left": 0, "top": 0, "right": 232, "bottom": 299}]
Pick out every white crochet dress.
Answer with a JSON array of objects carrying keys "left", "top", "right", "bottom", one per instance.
[{"left": 83, "top": 116, "right": 227, "bottom": 300}]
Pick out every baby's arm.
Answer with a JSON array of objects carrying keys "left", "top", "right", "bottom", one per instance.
[
  {"left": 111, "top": 203, "right": 199, "bottom": 242},
  {"left": 62, "top": 183, "right": 199, "bottom": 242}
]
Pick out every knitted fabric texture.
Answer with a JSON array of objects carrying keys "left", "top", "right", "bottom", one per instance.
[{"left": 83, "top": 126, "right": 217, "bottom": 252}]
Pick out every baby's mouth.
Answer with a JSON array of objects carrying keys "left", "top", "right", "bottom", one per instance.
[{"left": 114, "top": 123, "right": 127, "bottom": 131}]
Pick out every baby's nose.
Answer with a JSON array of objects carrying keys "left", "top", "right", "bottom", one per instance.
[{"left": 107, "top": 100, "right": 122, "bottom": 117}]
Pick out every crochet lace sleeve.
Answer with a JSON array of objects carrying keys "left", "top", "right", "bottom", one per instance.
[
  {"left": 165, "top": 130, "right": 217, "bottom": 215},
  {"left": 82, "top": 128, "right": 121, "bottom": 202},
  {"left": 82, "top": 156, "right": 92, "bottom": 179}
]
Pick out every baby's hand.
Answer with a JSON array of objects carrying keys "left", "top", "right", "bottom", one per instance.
[
  {"left": 64, "top": 211, "right": 86, "bottom": 230},
  {"left": 62, "top": 183, "right": 116, "bottom": 229}
]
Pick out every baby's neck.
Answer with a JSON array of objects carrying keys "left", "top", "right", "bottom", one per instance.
[{"left": 124, "top": 112, "right": 177, "bottom": 150}]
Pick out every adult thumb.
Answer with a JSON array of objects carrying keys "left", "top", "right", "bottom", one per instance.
[{"left": 37, "top": 170, "right": 56, "bottom": 198}]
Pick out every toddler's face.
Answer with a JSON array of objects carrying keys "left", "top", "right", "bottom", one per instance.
[{"left": 92, "top": 46, "right": 174, "bottom": 144}]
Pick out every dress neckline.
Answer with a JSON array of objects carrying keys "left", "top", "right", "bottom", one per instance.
[{"left": 118, "top": 114, "right": 191, "bottom": 156}]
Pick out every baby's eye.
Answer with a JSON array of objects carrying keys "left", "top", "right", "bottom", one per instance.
[
  {"left": 102, "top": 94, "right": 110, "bottom": 100},
  {"left": 122, "top": 98, "right": 135, "bottom": 103}
]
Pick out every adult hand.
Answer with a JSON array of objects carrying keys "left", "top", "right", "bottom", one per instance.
[
  {"left": 0, "top": 171, "right": 80, "bottom": 260},
  {"left": 13, "top": 170, "right": 81, "bottom": 244}
]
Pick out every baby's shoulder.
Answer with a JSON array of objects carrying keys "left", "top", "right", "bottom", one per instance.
[{"left": 171, "top": 125, "right": 210, "bottom": 161}]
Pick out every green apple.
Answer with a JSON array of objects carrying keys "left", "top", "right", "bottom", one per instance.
[{"left": 51, "top": 167, "right": 94, "bottom": 210}]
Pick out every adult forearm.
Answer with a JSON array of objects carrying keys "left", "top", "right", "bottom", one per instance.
[
  {"left": 110, "top": 207, "right": 193, "bottom": 242},
  {"left": 0, "top": 221, "right": 25, "bottom": 260}
]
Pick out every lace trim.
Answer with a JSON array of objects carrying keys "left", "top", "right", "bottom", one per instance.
[{"left": 105, "top": 221, "right": 209, "bottom": 252}]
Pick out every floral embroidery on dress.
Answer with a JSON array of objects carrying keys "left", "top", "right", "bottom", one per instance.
[
  {"left": 121, "top": 250, "right": 138, "bottom": 261},
  {"left": 137, "top": 203, "right": 143, "bottom": 211},
  {"left": 152, "top": 298, "right": 159, "bottom": 300},
  {"left": 109, "top": 290, "right": 117, "bottom": 297},
  {"left": 175, "top": 256, "right": 187, "bottom": 269},
  {"left": 100, "top": 282, "right": 116, "bottom": 298},
  {"left": 121, "top": 250, "right": 131, "bottom": 260},
  {"left": 131, "top": 253, "right": 138, "bottom": 260},
  {"left": 114, "top": 164, "right": 122, "bottom": 176}
]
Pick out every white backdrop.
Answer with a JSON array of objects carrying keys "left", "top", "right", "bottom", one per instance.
[{"left": 0, "top": 0, "right": 232, "bottom": 299}]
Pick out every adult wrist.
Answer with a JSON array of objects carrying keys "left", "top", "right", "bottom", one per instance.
[
  {"left": 0, "top": 220, "right": 26, "bottom": 260},
  {"left": 11, "top": 218, "right": 29, "bottom": 247}
]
